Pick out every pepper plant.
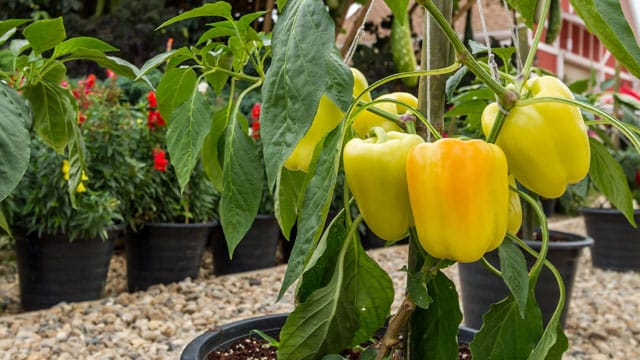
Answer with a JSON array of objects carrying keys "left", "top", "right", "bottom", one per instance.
[{"left": 127, "top": 0, "right": 640, "bottom": 359}]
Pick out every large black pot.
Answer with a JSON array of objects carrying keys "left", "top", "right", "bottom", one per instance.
[
  {"left": 458, "top": 230, "right": 593, "bottom": 330},
  {"left": 125, "top": 221, "right": 214, "bottom": 292},
  {"left": 15, "top": 227, "right": 117, "bottom": 311},
  {"left": 212, "top": 215, "right": 280, "bottom": 275},
  {"left": 581, "top": 207, "right": 640, "bottom": 271},
  {"left": 181, "top": 313, "right": 477, "bottom": 360}
]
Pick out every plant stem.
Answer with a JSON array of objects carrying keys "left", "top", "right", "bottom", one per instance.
[
  {"left": 519, "top": 0, "right": 552, "bottom": 91},
  {"left": 416, "top": 0, "right": 518, "bottom": 109},
  {"left": 375, "top": 297, "right": 417, "bottom": 360}
]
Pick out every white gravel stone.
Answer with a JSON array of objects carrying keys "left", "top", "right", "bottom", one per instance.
[{"left": 0, "top": 216, "right": 638, "bottom": 359}]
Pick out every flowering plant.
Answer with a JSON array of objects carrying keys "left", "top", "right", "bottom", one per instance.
[{"left": 125, "top": 90, "right": 218, "bottom": 228}]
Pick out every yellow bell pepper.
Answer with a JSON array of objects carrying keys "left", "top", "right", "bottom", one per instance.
[
  {"left": 284, "top": 68, "right": 370, "bottom": 172},
  {"left": 406, "top": 138, "right": 509, "bottom": 263},
  {"left": 481, "top": 76, "right": 590, "bottom": 198},
  {"left": 343, "top": 129, "right": 424, "bottom": 241}
]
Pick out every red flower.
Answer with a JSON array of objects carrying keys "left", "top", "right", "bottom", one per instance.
[
  {"left": 635, "top": 169, "right": 640, "bottom": 185},
  {"left": 78, "top": 112, "right": 86, "bottom": 124},
  {"left": 166, "top": 37, "right": 174, "bottom": 52},
  {"left": 251, "top": 102, "right": 261, "bottom": 120},
  {"left": 106, "top": 69, "right": 116, "bottom": 80},
  {"left": 147, "top": 91, "right": 158, "bottom": 108},
  {"left": 251, "top": 120, "right": 260, "bottom": 139},
  {"left": 147, "top": 110, "right": 165, "bottom": 129},
  {"left": 72, "top": 88, "right": 81, "bottom": 99},
  {"left": 60, "top": 80, "right": 69, "bottom": 88},
  {"left": 86, "top": 74, "right": 96, "bottom": 88},
  {"left": 153, "top": 148, "right": 169, "bottom": 172}
]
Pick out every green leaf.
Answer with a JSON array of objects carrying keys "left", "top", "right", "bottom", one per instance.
[
  {"left": 545, "top": 0, "right": 562, "bottom": 43},
  {"left": 498, "top": 239, "right": 529, "bottom": 318},
  {"left": 470, "top": 294, "right": 543, "bottom": 360},
  {"left": 528, "top": 309, "right": 567, "bottom": 359},
  {"left": 279, "top": 125, "right": 343, "bottom": 299},
  {"left": 157, "top": 67, "right": 197, "bottom": 120},
  {"left": 408, "top": 271, "right": 462, "bottom": 359},
  {"left": 384, "top": 0, "right": 410, "bottom": 24},
  {"left": 201, "top": 109, "right": 227, "bottom": 191},
  {"left": 62, "top": 50, "right": 147, "bottom": 86},
  {"left": 0, "top": 19, "right": 30, "bottom": 38},
  {"left": 22, "top": 81, "right": 74, "bottom": 154},
  {"left": 261, "top": 0, "right": 340, "bottom": 189},
  {"left": 205, "top": 50, "right": 233, "bottom": 96},
  {"left": 570, "top": 0, "right": 640, "bottom": 79},
  {"left": 275, "top": 168, "right": 306, "bottom": 240},
  {"left": 0, "top": 209, "right": 10, "bottom": 236},
  {"left": 0, "top": 82, "right": 31, "bottom": 201},
  {"left": 41, "top": 61, "right": 67, "bottom": 83},
  {"left": 166, "top": 90, "right": 212, "bottom": 193},
  {"left": 156, "top": 2, "right": 232, "bottom": 30},
  {"left": 450, "top": 86, "right": 494, "bottom": 103},
  {"left": 324, "top": 49, "right": 353, "bottom": 111},
  {"left": 320, "top": 355, "right": 345, "bottom": 360},
  {"left": 135, "top": 49, "right": 178, "bottom": 80},
  {"left": 219, "top": 117, "right": 263, "bottom": 257},
  {"left": 568, "top": 79, "right": 593, "bottom": 94},
  {"left": 66, "top": 121, "right": 86, "bottom": 205},
  {"left": 445, "top": 67, "right": 468, "bottom": 100},
  {"left": 197, "top": 27, "right": 237, "bottom": 46},
  {"left": 278, "top": 239, "right": 359, "bottom": 360},
  {"left": 348, "top": 241, "right": 394, "bottom": 346},
  {"left": 543, "top": 324, "right": 569, "bottom": 360},
  {"left": 588, "top": 137, "right": 636, "bottom": 226},
  {"left": 407, "top": 271, "right": 433, "bottom": 309},
  {"left": 53, "top": 36, "right": 118, "bottom": 58},
  {"left": 505, "top": 0, "right": 537, "bottom": 28},
  {"left": 444, "top": 99, "right": 487, "bottom": 117},
  {"left": 23, "top": 17, "right": 66, "bottom": 55}
]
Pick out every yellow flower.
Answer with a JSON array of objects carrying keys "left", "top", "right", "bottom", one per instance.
[{"left": 62, "top": 160, "right": 89, "bottom": 192}]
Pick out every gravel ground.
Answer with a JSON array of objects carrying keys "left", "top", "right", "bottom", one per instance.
[{"left": 0, "top": 217, "right": 638, "bottom": 359}]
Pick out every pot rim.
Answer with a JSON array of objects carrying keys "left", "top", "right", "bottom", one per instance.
[
  {"left": 143, "top": 220, "right": 218, "bottom": 228},
  {"left": 579, "top": 207, "right": 640, "bottom": 215},
  {"left": 523, "top": 229, "right": 594, "bottom": 249}
]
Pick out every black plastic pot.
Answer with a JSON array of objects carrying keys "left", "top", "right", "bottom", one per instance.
[
  {"left": 181, "top": 313, "right": 477, "bottom": 360},
  {"left": 212, "top": 215, "right": 280, "bottom": 275},
  {"left": 458, "top": 230, "right": 593, "bottom": 330},
  {"left": 125, "top": 221, "right": 214, "bottom": 292},
  {"left": 581, "top": 207, "right": 640, "bottom": 271},
  {"left": 15, "top": 228, "right": 116, "bottom": 311}
]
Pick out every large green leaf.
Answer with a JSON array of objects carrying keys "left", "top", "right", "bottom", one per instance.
[
  {"left": 499, "top": 239, "right": 529, "bottom": 318},
  {"left": 156, "top": 2, "right": 232, "bottom": 30},
  {"left": 22, "top": 81, "right": 74, "bottom": 154},
  {"left": 279, "top": 219, "right": 392, "bottom": 359},
  {"left": 279, "top": 125, "right": 343, "bottom": 299},
  {"left": 157, "top": 67, "right": 198, "bottom": 121},
  {"left": 201, "top": 109, "right": 228, "bottom": 191},
  {"left": 0, "top": 19, "right": 30, "bottom": 46},
  {"left": 63, "top": 49, "right": 144, "bottom": 83},
  {"left": 505, "top": 0, "right": 537, "bottom": 28},
  {"left": 53, "top": 37, "right": 118, "bottom": 58},
  {"left": 218, "top": 117, "right": 263, "bottom": 258},
  {"left": 166, "top": 90, "right": 212, "bottom": 193},
  {"left": 471, "top": 294, "right": 543, "bottom": 360},
  {"left": 22, "top": 17, "right": 65, "bottom": 55},
  {"left": 589, "top": 138, "right": 636, "bottom": 226},
  {"left": 408, "top": 271, "right": 462, "bottom": 359},
  {"left": 260, "top": 0, "right": 341, "bottom": 189},
  {"left": 570, "top": 0, "right": 640, "bottom": 79},
  {"left": 0, "top": 82, "right": 31, "bottom": 201}
]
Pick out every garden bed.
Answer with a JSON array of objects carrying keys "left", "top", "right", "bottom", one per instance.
[{"left": 0, "top": 217, "right": 638, "bottom": 359}]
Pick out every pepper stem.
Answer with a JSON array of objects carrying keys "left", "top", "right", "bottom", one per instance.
[{"left": 370, "top": 126, "right": 388, "bottom": 143}]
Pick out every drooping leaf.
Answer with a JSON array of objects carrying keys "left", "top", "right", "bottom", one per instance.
[
  {"left": 470, "top": 294, "right": 543, "bottom": 360},
  {"left": 261, "top": 0, "right": 339, "bottom": 189},
  {"left": 588, "top": 137, "right": 636, "bottom": 226},
  {"left": 498, "top": 239, "right": 529, "bottom": 318},
  {"left": 53, "top": 36, "right": 118, "bottom": 58},
  {"left": 156, "top": 2, "right": 232, "bottom": 30},
  {"left": 166, "top": 90, "right": 212, "bottom": 193},
  {"left": 219, "top": 117, "right": 263, "bottom": 258},
  {"left": 62, "top": 50, "right": 147, "bottom": 86},
  {"left": 278, "top": 124, "right": 343, "bottom": 299},
  {"left": 0, "top": 82, "right": 31, "bottom": 201},
  {"left": 201, "top": 109, "right": 228, "bottom": 191},
  {"left": 543, "top": 323, "right": 569, "bottom": 360},
  {"left": 570, "top": 0, "right": 640, "bottom": 79},
  {"left": 22, "top": 81, "right": 74, "bottom": 154},
  {"left": 408, "top": 271, "right": 462, "bottom": 359},
  {"left": 136, "top": 49, "right": 179, "bottom": 80},
  {"left": 40, "top": 61, "right": 67, "bottom": 84},
  {"left": 528, "top": 301, "right": 568, "bottom": 359},
  {"left": 275, "top": 168, "right": 307, "bottom": 240},
  {"left": 22, "top": 17, "right": 65, "bottom": 55},
  {"left": 445, "top": 66, "right": 469, "bottom": 100},
  {"left": 157, "top": 67, "right": 198, "bottom": 121}
]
